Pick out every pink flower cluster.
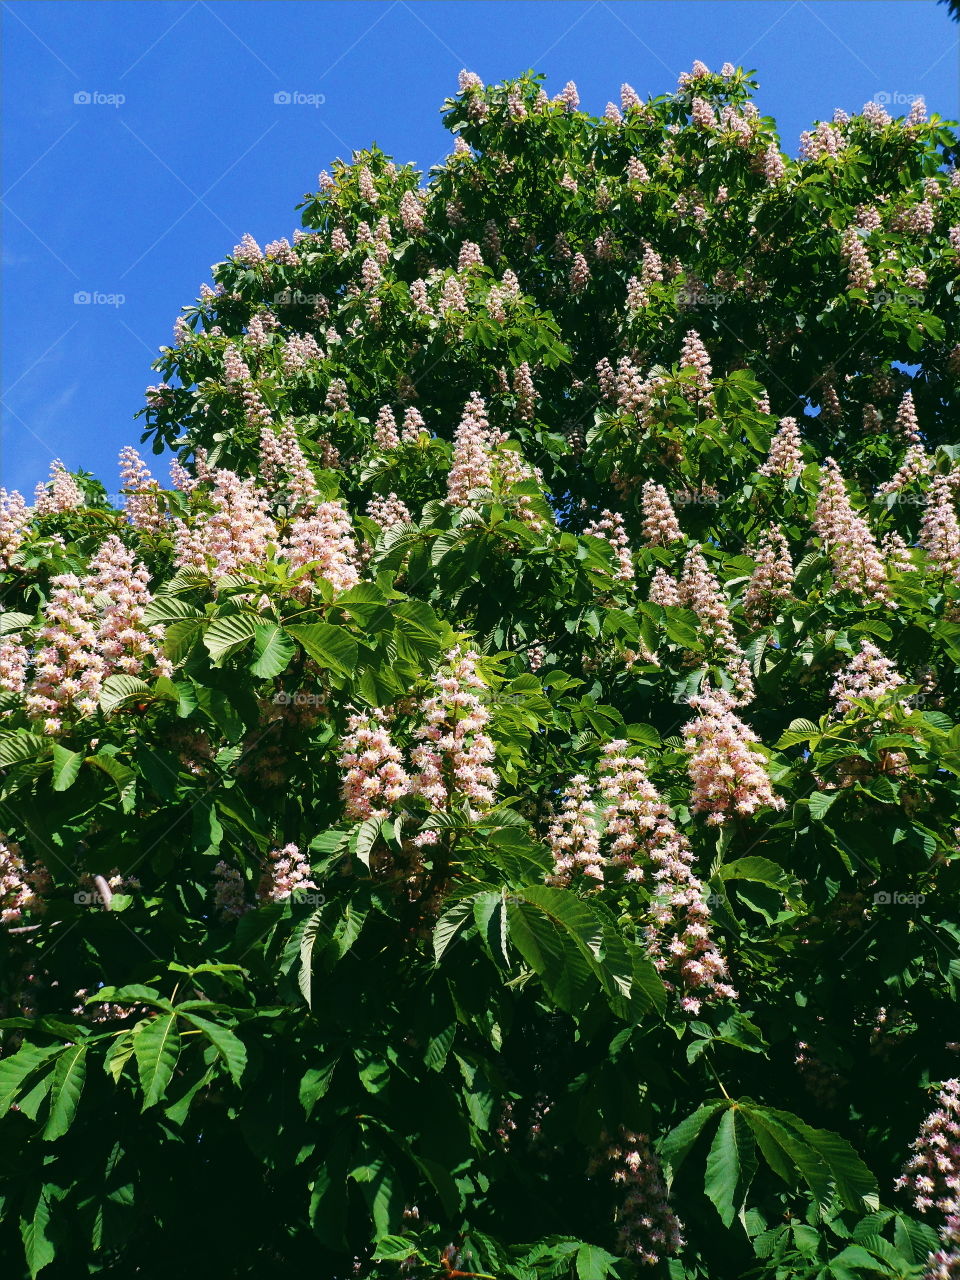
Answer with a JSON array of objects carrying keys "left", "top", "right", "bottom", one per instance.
[
  {"left": 840, "top": 226, "right": 875, "bottom": 290},
  {"left": 213, "top": 860, "right": 249, "bottom": 920},
  {"left": 895, "top": 391, "right": 923, "bottom": 443},
  {"left": 545, "top": 775, "right": 603, "bottom": 885},
  {"left": 813, "top": 458, "right": 891, "bottom": 602},
  {"left": 758, "top": 416, "right": 804, "bottom": 480},
  {"left": 830, "top": 640, "right": 904, "bottom": 715},
  {"left": 896, "top": 1079, "right": 960, "bottom": 1214},
  {"left": 447, "top": 393, "right": 494, "bottom": 505},
  {"left": 0, "top": 488, "right": 30, "bottom": 569},
  {"left": 259, "top": 422, "right": 319, "bottom": 507},
  {"left": 588, "top": 1129, "right": 685, "bottom": 1266},
  {"left": 512, "top": 362, "right": 536, "bottom": 422},
  {"left": 174, "top": 469, "right": 278, "bottom": 576},
  {"left": 923, "top": 1203, "right": 960, "bottom": 1280},
  {"left": 570, "top": 253, "right": 591, "bottom": 293},
  {"left": 411, "top": 648, "right": 498, "bottom": 816},
  {"left": 233, "top": 233, "right": 263, "bottom": 264},
  {"left": 34, "top": 460, "right": 84, "bottom": 515},
  {"left": 678, "top": 550, "right": 753, "bottom": 701},
  {"left": 585, "top": 510, "right": 635, "bottom": 582},
  {"left": 640, "top": 482, "right": 683, "bottom": 546},
  {"left": 876, "top": 445, "right": 931, "bottom": 498},
  {"left": 0, "top": 637, "right": 29, "bottom": 694},
  {"left": 366, "top": 492, "right": 412, "bottom": 530},
  {"left": 373, "top": 406, "right": 400, "bottom": 449},
  {"left": 743, "top": 526, "right": 793, "bottom": 623},
  {"left": 684, "top": 686, "right": 784, "bottom": 825},
  {"left": 285, "top": 501, "right": 360, "bottom": 595},
  {"left": 920, "top": 477, "right": 960, "bottom": 578},
  {"left": 1, "top": 839, "right": 48, "bottom": 925},
  {"left": 257, "top": 843, "right": 318, "bottom": 903},
  {"left": 282, "top": 332, "right": 323, "bottom": 373},
  {"left": 119, "top": 446, "right": 166, "bottom": 533},
  {"left": 340, "top": 708, "right": 412, "bottom": 821},
  {"left": 25, "top": 536, "right": 169, "bottom": 733},
  {"left": 679, "top": 329, "right": 713, "bottom": 398}
]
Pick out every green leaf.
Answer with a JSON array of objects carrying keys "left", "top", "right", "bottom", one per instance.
[
  {"left": 50, "top": 744, "right": 83, "bottom": 791},
  {"left": 249, "top": 623, "right": 296, "bottom": 678},
  {"left": 705, "top": 1107, "right": 758, "bottom": 1227},
  {"left": 576, "top": 1243, "right": 621, "bottom": 1278},
  {"left": 99, "top": 674, "right": 151, "bottom": 714},
  {"left": 287, "top": 622, "right": 358, "bottom": 675},
  {"left": 133, "top": 1014, "right": 181, "bottom": 1109},
  {"left": 660, "top": 1101, "right": 728, "bottom": 1178},
  {"left": 20, "top": 1183, "right": 57, "bottom": 1279},
  {"left": 180, "top": 1014, "right": 246, "bottom": 1086},
  {"left": 0, "top": 1043, "right": 62, "bottom": 1117},
  {"left": 203, "top": 613, "right": 258, "bottom": 664},
  {"left": 43, "top": 1045, "right": 87, "bottom": 1140},
  {"left": 717, "top": 856, "right": 804, "bottom": 908},
  {"left": 434, "top": 897, "right": 476, "bottom": 962}
]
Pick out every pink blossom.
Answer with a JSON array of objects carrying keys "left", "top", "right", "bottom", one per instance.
[
  {"left": 447, "top": 393, "right": 494, "bottom": 506},
  {"left": 743, "top": 526, "right": 793, "bottom": 622},
  {"left": 0, "top": 637, "right": 28, "bottom": 695},
  {"left": 684, "top": 686, "right": 784, "bottom": 825},
  {"left": 919, "top": 477, "right": 960, "bottom": 578},
  {"left": 813, "top": 458, "right": 891, "bottom": 602},
  {"left": 411, "top": 648, "right": 498, "bottom": 816},
  {"left": 0, "top": 489, "right": 30, "bottom": 569},
  {"left": 257, "top": 843, "right": 318, "bottom": 903},
  {"left": 33, "top": 460, "right": 83, "bottom": 515},
  {"left": 758, "top": 416, "right": 804, "bottom": 479},
  {"left": 119, "top": 447, "right": 165, "bottom": 533},
  {"left": 213, "top": 861, "right": 249, "bottom": 920},
  {"left": 1, "top": 839, "right": 48, "bottom": 926},
  {"left": 233, "top": 233, "right": 263, "bottom": 264},
  {"left": 678, "top": 329, "right": 712, "bottom": 398},
  {"left": 373, "top": 406, "right": 400, "bottom": 450},
  {"left": 585, "top": 510, "right": 634, "bottom": 582},
  {"left": 589, "top": 1129, "right": 684, "bottom": 1265},
  {"left": 545, "top": 775, "right": 603, "bottom": 885},
  {"left": 640, "top": 482, "right": 682, "bottom": 546},
  {"left": 339, "top": 708, "right": 412, "bottom": 821},
  {"left": 896, "top": 1080, "right": 960, "bottom": 1216},
  {"left": 285, "top": 501, "right": 360, "bottom": 595},
  {"left": 366, "top": 492, "right": 412, "bottom": 530},
  {"left": 830, "top": 640, "right": 904, "bottom": 715},
  {"left": 174, "top": 469, "right": 277, "bottom": 576}
]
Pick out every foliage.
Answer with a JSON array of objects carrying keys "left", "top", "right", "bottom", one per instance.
[{"left": 1, "top": 62, "right": 959, "bottom": 1279}]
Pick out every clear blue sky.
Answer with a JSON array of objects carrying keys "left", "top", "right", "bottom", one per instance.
[{"left": 2, "top": 0, "right": 957, "bottom": 497}]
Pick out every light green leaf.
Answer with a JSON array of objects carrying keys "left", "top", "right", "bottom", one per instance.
[
  {"left": 51, "top": 744, "right": 83, "bottom": 791},
  {"left": 133, "top": 1014, "right": 180, "bottom": 1109},
  {"left": 249, "top": 623, "right": 295, "bottom": 678},
  {"left": 705, "top": 1107, "right": 758, "bottom": 1227},
  {"left": 43, "top": 1044, "right": 87, "bottom": 1140},
  {"left": 287, "top": 622, "right": 358, "bottom": 675},
  {"left": 203, "top": 613, "right": 258, "bottom": 664},
  {"left": 180, "top": 1014, "right": 246, "bottom": 1086}
]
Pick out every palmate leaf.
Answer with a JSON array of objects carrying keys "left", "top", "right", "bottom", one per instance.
[{"left": 133, "top": 1014, "right": 181, "bottom": 1110}]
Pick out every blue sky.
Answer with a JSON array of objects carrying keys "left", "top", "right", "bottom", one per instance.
[{"left": 2, "top": 0, "right": 957, "bottom": 497}]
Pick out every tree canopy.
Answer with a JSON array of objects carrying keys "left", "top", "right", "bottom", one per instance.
[{"left": 1, "top": 63, "right": 960, "bottom": 1280}]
